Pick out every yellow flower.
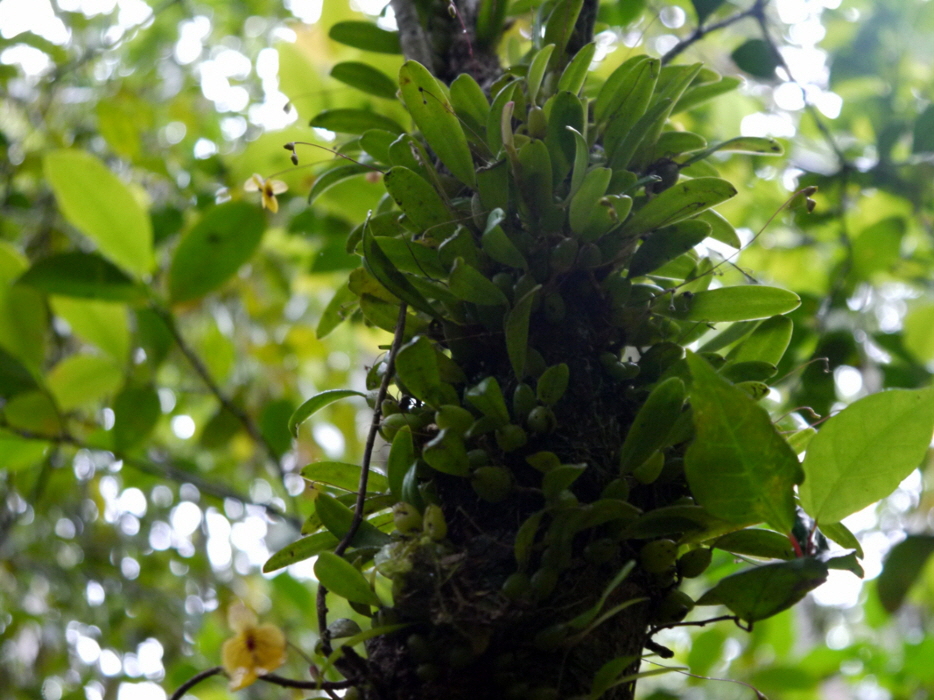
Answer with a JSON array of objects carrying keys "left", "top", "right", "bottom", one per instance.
[
  {"left": 221, "top": 602, "right": 288, "bottom": 691},
  {"left": 244, "top": 174, "right": 287, "bottom": 213}
]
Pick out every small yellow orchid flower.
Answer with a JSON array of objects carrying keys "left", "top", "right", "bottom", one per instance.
[
  {"left": 244, "top": 174, "right": 287, "bottom": 213},
  {"left": 221, "top": 602, "right": 287, "bottom": 691}
]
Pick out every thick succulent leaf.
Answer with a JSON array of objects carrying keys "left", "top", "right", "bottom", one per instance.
[
  {"left": 263, "top": 531, "right": 339, "bottom": 573},
  {"left": 399, "top": 61, "right": 476, "bottom": 187},
  {"left": 290, "top": 389, "right": 365, "bottom": 437},
  {"left": 330, "top": 61, "right": 398, "bottom": 99},
  {"left": 660, "top": 286, "right": 801, "bottom": 322},
  {"left": 505, "top": 285, "right": 541, "bottom": 379},
  {"left": 619, "top": 177, "right": 737, "bottom": 238},
  {"left": 685, "top": 352, "right": 801, "bottom": 533},
  {"left": 329, "top": 21, "right": 401, "bottom": 54},
  {"left": 799, "top": 386, "right": 934, "bottom": 524},
  {"left": 712, "top": 529, "right": 797, "bottom": 560},
  {"left": 310, "top": 108, "right": 404, "bottom": 135},
  {"left": 314, "top": 551, "right": 383, "bottom": 607}
]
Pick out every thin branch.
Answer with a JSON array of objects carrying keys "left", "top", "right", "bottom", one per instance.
[
  {"left": 169, "top": 666, "right": 224, "bottom": 700},
  {"left": 317, "top": 303, "right": 408, "bottom": 655},
  {"left": 0, "top": 420, "right": 299, "bottom": 528},
  {"left": 150, "top": 304, "right": 286, "bottom": 481},
  {"left": 261, "top": 673, "right": 355, "bottom": 690},
  {"left": 662, "top": 0, "right": 769, "bottom": 66},
  {"left": 648, "top": 614, "right": 745, "bottom": 636}
]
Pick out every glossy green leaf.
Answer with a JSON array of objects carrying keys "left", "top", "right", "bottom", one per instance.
[
  {"left": 168, "top": 202, "right": 265, "bottom": 303},
  {"left": 307, "top": 164, "right": 372, "bottom": 204},
  {"left": 685, "top": 352, "right": 801, "bottom": 533},
  {"left": 50, "top": 297, "right": 129, "bottom": 361},
  {"left": 820, "top": 521, "right": 863, "bottom": 558},
  {"left": 310, "top": 108, "right": 403, "bottom": 135},
  {"left": 696, "top": 558, "right": 828, "bottom": 622},
  {"left": 387, "top": 426, "right": 414, "bottom": 501},
  {"left": 602, "top": 57, "right": 660, "bottom": 157},
  {"left": 876, "top": 535, "right": 934, "bottom": 612},
  {"left": 450, "top": 73, "right": 490, "bottom": 128},
  {"left": 799, "top": 386, "right": 934, "bottom": 524},
  {"left": 301, "top": 461, "right": 389, "bottom": 493},
  {"left": 383, "top": 166, "right": 454, "bottom": 241},
  {"left": 557, "top": 41, "right": 595, "bottom": 95},
  {"left": 399, "top": 61, "right": 476, "bottom": 187},
  {"left": 263, "top": 531, "right": 339, "bottom": 573},
  {"left": 487, "top": 81, "right": 519, "bottom": 155},
  {"left": 395, "top": 335, "right": 448, "bottom": 407},
  {"left": 712, "top": 529, "right": 796, "bottom": 560},
  {"left": 329, "top": 21, "right": 401, "bottom": 54},
  {"left": 619, "top": 377, "right": 686, "bottom": 473},
  {"left": 112, "top": 385, "right": 161, "bottom": 452},
  {"left": 47, "top": 354, "right": 123, "bottom": 411},
  {"left": 537, "top": 363, "right": 569, "bottom": 406},
  {"left": 465, "top": 376, "right": 511, "bottom": 426},
  {"left": 595, "top": 55, "right": 651, "bottom": 125},
  {"left": 289, "top": 389, "right": 365, "bottom": 437},
  {"left": 18, "top": 252, "right": 145, "bottom": 302},
  {"left": 662, "top": 286, "right": 801, "bottom": 322},
  {"left": 569, "top": 167, "right": 612, "bottom": 235},
  {"left": 482, "top": 224, "right": 528, "bottom": 270},
  {"left": 317, "top": 283, "right": 357, "bottom": 339},
  {"left": 449, "top": 257, "right": 509, "bottom": 306},
  {"left": 361, "top": 219, "right": 438, "bottom": 318},
  {"left": 628, "top": 220, "right": 710, "bottom": 278},
  {"left": 731, "top": 39, "right": 781, "bottom": 79},
  {"left": 44, "top": 150, "right": 153, "bottom": 276},
  {"left": 726, "top": 315, "right": 793, "bottom": 365},
  {"left": 330, "top": 61, "right": 398, "bottom": 99},
  {"left": 314, "top": 551, "right": 383, "bottom": 607},
  {"left": 476, "top": 0, "right": 509, "bottom": 47},
  {"left": 620, "top": 177, "right": 737, "bottom": 237},
  {"left": 684, "top": 136, "right": 784, "bottom": 167},
  {"left": 423, "top": 428, "right": 471, "bottom": 476},
  {"left": 542, "top": 0, "right": 584, "bottom": 66},
  {"left": 696, "top": 209, "right": 741, "bottom": 247},
  {"left": 673, "top": 76, "right": 743, "bottom": 114},
  {"left": 655, "top": 130, "right": 707, "bottom": 156},
  {"left": 505, "top": 285, "right": 541, "bottom": 379},
  {"left": 315, "top": 492, "right": 392, "bottom": 549}
]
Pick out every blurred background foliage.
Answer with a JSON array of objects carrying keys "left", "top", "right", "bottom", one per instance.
[{"left": 2, "top": 0, "right": 934, "bottom": 698}]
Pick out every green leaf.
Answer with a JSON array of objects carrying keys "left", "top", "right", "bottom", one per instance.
[
  {"left": 628, "top": 220, "right": 710, "bottom": 278},
  {"left": 542, "top": 0, "right": 584, "bottom": 66},
  {"left": 330, "top": 61, "right": 398, "bottom": 99},
  {"left": 395, "top": 335, "right": 449, "bottom": 408},
  {"left": 168, "top": 202, "right": 266, "bottom": 304},
  {"left": 731, "top": 39, "right": 781, "bottom": 79},
  {"left": 696, "top": 558, "right": 828, "bottom": 622},
  {"left": 329, "top": 21, "right": 401, "bottom": 54},
  {"left": 673, "top": 76, "right": 743, "bottom": 114},
  {"left": 820, "top": 521, "right": 863, "bottom": 558},
  {"left": 620, "top": 177, "right": 737, "bottom": 237},
  {"left": 47, "top": 354, "right": 123, "bottom": 411},
  {"left": 712, "top": 529, "right": 796, "bottom": 560},
  {"left": 602, "top": 57, "right": 660, "bottom": 157},
  {"left": 43, "top": 150, "right": 153, "bottom": 276},
  {"left": 618, "top": 377, "right": 686, "bottom": 473},
  {"left": 661, "top": 286, "right": 801, "bottom": 322},
  {"left": 569, "top": 167, "right": 612, "bottom": 235},
  {"left": 465, "top": 376, "right": 511, "bottom": 426},
  {"left": 913, "top": 104, "right": 934, "bottom": 154},
  {"left": 476, "top": 0, "right": 509, "bottom": 47},
  {"left": 876, "top": 535, "right": 934, "bottom": 612},
  {"left": 50, "top": 297, "right": 129, "bottom": 361},
  {"left": 696, "top": 209, "right": 741, "bottom": 248},
  {"left": 545, "top": 91, "right": 584, "bottom": 186},
  {"left": 112, "top": 385, "right": 161, "bottom": 452},
  {"left": 263, "top": 531, "right": 339, "bottom": 573},
  {"left": 726, "top": 315, "right": 794, "bottom": 366},
  {"left": 387, "top": 426, "right": 414, "bottom": 501},
  {"left": 537, "top": 363, "right": 569, "bottom": 406},
  {"left": 399, "top": 61, "right": 476, "bottom": 187},
  {"left": 799, "top": 386, "right": 934, "bottom": 524},
  {"left": 423, "top": 428, "right": 471, "bottom": 476},
  {"left": 505, "top": 285, "right": 541, "bottom": 379},
  {"left": 449, "top": 257, "right": 509, "bottom": 306},
  {"left": 317, "top": 283, "right": 357, "bottom": 339},
  {"left": 310, "top": 108, "right": 404, "bottom": 135},
  {"left": 383, "top": 166, "right": 454, "bottom": 241},
  {"left": 557, "top": 42, "right": 596, "bottom": 95},
  {"left": 0, "top": 347, "right": 38, "bottom": 399},
  {"left": 315, "top": 492, "right": 392, "bottom": 549},
  {"left": 623, "top": 504, "right": 716, "bottom": 539},
  {"left": 314, "top": 551, "right": 383, "bottom": 607},
  {"left": 18, "top": 252, "right": 145, "bottom": 302},
  {"left": 362, "top": 219, "right": 439, "bottom": 318},
  {"left": 290, "top": 389, "right": 365, "bottom": 437},
  {"left": 685, "top": 352, "right": 801, "bottom": 533},
  {"left": 307, "top": 164, "right": 372, "bottom": 204},
  {"left": 301, "top": 461, "right": 389, "bottom": 493}
]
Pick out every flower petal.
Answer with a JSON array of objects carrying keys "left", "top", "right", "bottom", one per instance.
[
  {"left": 269, "top": 179, "right": 288, "bottom": 194},
  {"left": 244, "top": 174, "right": 264, "bottom": 192}
]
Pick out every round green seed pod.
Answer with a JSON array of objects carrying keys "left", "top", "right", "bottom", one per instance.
[
  {"left": 501, "top": 572, "right": 531, "bottom": 600},
  {"left": 677, "top": 547, "right": 712, "bottom": 578},
  {"left": 599, "top": 351, "right": 619, "bottom": 369},
  {"left": 467, "top": 448, "right": 489, "bottom": 467},
  {"left": 393, "top": 502, "right": 423, "bottom": 534},
  {"left": 653, "top": 589, "right": 695, "bottom": 623},
  {"left": 529, "top": 567, "right": 559, "bottom": 600},
  {"left": 471, "top": 466, "right": 514, "bottom": 503},
  {"left": 527, "top": 406, "right": 556, "bottom": 434},
  {"left": 640, "top": 539, "right": 678, "bottom": 574},
  {"left": 423, "top": 504, "right": 448, "bottom": 541},
  {"left": 328, "top": 618, "right": 362, "bottom": 639}
]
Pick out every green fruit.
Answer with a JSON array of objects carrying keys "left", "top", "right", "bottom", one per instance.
[
  {"left": 529, "top": 567, "right": 559, "bottom": 600},
  {"left": 393, "top": 502, "right": 423, "bottom": 533},
  {"left": 328, "top": 618, "right": 362, "bottom": 639},
  {"left": 496, "top": 424, "right": 528, "bottom": 452},
  {"left": 654, "top": 589, "right": 695, "bottom": 623},
  {"left": 527, "top": 406, "right": 556, "bottom": 434},
  {"left": 467, "top": 448, "right": 489, "bottom": 467},
  {"left": 527, "top": 106, "right": 548, "bottom": 139},
  {"left": 381, "top": 398, "right": 400, "bottom": 415},
  {"left": 677, "top": 547, "right": 712, "bottom": 578},
  {"left": 471, "top": 466, "right": 514, "bottom": 502},
  {"left": 632, "top": 450, "right": 665, "bottom": 484},
  {"left": 550, "top": 238, "right": 579, "bottom": 274},
  {"left": 423, "top": 504, "right": 448, "bottom": 540},
  {"left": 640, "top": 539, "right": 678, "bottom": 574},
  {"left": 600, "top": 351, "right": 619, "bottom": 369},
  {"left": 501, "top": 572, "right": 531, "bottom": 600}
]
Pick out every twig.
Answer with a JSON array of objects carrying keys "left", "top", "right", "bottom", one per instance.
[
  {"left": 662, "top": 0, "right": 769, "bottom": 66},
  {"left": 150, "top": 305, "right": 286, "bottom": 481},
  {"left": 317, "top": 303, "right": 408, "bottom": 655},
  {"left": 169, "top": 666, "right": 224, "bottom": 700},
  {"left": 0, "top": 420, "right": 299, "bottom": 528},
  {"left": 648, "top": 613, "right": 746, "bottom": 636}
]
